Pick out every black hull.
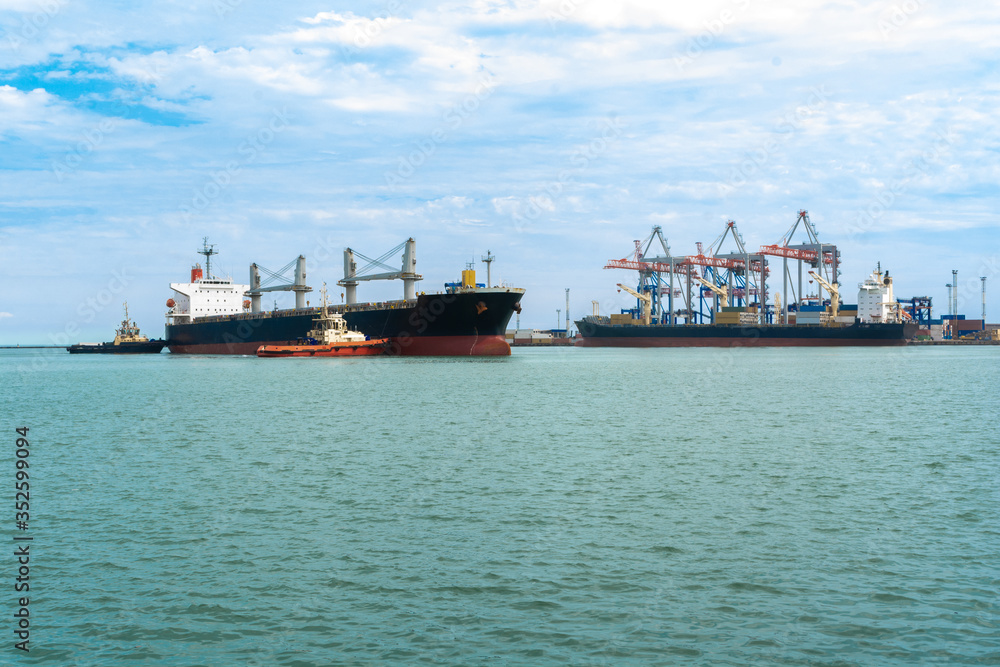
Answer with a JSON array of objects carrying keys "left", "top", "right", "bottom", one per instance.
[
  {"left": 67, "top": 340, "right": 167, "bottom": 354},
  {"left": 574, "top": 320, "right": 918, "bottom": 347},
  {"left": 166, "top": 290, "right": 523, "bottom": 356}
]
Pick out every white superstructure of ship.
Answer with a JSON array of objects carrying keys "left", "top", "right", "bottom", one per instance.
[
  {"left": 857, "top": 265, "right": 901, "bottom": 323},
  {"left": 166, "top": 239, "right": 249, "bottom": 325}
]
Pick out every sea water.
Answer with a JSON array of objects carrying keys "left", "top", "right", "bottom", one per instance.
[{"left": 2, "top": 346, "right": 998, "bottom": 665}]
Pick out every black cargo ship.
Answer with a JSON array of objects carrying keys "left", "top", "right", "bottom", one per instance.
[
  {"left": 165, "top": 239, "right": 524, "bottom": 355},
  {"left": 167, "top": 289, "right": 524, "bottom": 356},
  {"left": 575, "top": 318, "right": 918, "bottom": 347}
]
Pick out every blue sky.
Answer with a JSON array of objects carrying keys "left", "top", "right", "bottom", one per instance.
[{"left": 1, "top": 0, "right": 998, "bottom": 343}]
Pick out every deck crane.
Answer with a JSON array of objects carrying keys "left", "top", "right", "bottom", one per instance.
[
  {"left": 617, "top": 283, "right": 652, "bottom": 325},
  {"left": 808, "top": 270, "right": 839, "bottom": 321},
  {"left": 693, "top": 275, "right": 730, "bottom": 308}
]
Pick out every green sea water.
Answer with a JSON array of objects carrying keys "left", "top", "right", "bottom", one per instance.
[{"left": 2, "top": 346, "right": 999, "bottom": 665}]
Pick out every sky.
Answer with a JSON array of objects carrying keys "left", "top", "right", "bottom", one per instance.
[{"left": 1, "top": 0, "right": 998, "bottom": 344}]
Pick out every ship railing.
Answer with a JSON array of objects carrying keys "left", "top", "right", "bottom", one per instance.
[
  {"left": 191, "top": 298, "right": 423, "bottom": 323},
  {"left": 338, "top": 299, "right": 417, "bottom": 313}
]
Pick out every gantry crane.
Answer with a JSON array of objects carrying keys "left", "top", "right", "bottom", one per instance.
[
  {"left": 617, "top": 283, "right": 652, "bottom": 325},
  {"left": 808, "top": 270, "right": 839, "bottom": 320},
  {"left": 889, "top": 301, "right": 912, "bottom": 323},
  {"left": 761, "top": 211, "right": 840, "bottom": 324},
  {"left": 705, "top": 219, "right": 767, "bottom": 316},
  {"left": 606, "top": 216, "right": 839, "bottom": 326}
]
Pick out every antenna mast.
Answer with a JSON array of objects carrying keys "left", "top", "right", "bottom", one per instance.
[
  {"left": 481, "top": 250, "right": 495, "bottom": 287},
  {"left": 199, "top": 237, "right": 218, "bottom": 279}
]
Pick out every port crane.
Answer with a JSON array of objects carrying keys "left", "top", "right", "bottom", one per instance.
[
  {"left": 611, "top": 223, "right": 765, "bottom": 325},
  {"left": 704, "top": 220, "right": 767, "bottom": 312},
  {"left": 808, "top": 270, "right": 839, "bottom": 320},
  {"left": 596, "top": 211, "right": 867, "bottom": 330},
  {"left": 617, "top": 283, "right": 652, "bottom": 325},
  {"left": 896, "top": 296, "right": 932, "bottom": 325},
  {"left": 761, "top": 211, "right": 840, "bottom": 324},
  {"left": 606, "top": 218, "right": 809, "bottom": 326},
  {"left": 605, "top": 227, "right": 694, "bottom": 324},
  {"left": 693, "top": 274, "right": 730, "bottom": 312}
]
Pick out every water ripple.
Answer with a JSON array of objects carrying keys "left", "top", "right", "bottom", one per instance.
[{"left": 3, "top": 347, "right": 999, "bottom": 665}]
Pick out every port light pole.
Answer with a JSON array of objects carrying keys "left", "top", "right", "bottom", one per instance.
[
  {"left": 982, "top": 276, "right": 987, "bottom": 321},
  {"left": 946, "top": 283, "right": 953, "bottom": 339},
  {"left": 565, "top": 288, "right": 570, "bottom": 334},
  {"left": 952, "top": 269, "right": 958, "bottom": 324}
]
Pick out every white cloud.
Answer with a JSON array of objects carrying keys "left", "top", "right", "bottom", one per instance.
[
  {"left": 427, "top": 196, "right": 472, "bottom": 210},
  {"left": 0, "top": 0, "right": 51, "bottom": 10},
  {"left": 1, "top": 1, "right": 1000, "bottom": 336},
  {"left": 0, "top": 86, "right": 62, "bottom": 136},
  {"left": 491, "top": 196, "right": 518, "bottom": 216}
]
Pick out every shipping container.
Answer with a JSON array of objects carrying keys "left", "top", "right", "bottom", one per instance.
[{"left": 955, "top": 319, "right": 984, "bottom": 332}]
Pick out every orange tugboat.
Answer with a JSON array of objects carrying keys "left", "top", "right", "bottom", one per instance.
[{"left": 256, "top": 287, "right": 388, "bottom": 358}]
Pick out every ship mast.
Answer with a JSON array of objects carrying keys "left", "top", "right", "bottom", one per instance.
[
  {"left": 198, "top": 237, "right": 218, "bottom": 280},
  {"left": 481, "top": 250, "right": 495, "bottom": 287},
  {"left": 320, "top": 283, "right": 330, "bottom": 318},
  {"left": 115, "top": 301, "right": 147, "bottom": 343}
]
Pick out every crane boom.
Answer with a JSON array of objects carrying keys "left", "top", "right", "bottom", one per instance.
[
  {"left": 617, "top": 283, "right": 652, "bottom": 325},
  {"left": 693, "top": 275, "right": 730, "bottom": 307},
  {"left": 808, "top": 270, "right": 839, "bottom": 320}
]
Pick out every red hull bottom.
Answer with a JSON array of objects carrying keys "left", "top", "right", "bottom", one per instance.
[
  {"left": 170, "top": 335, "right": 511, "bottom": 356},
  {"left": 257, "top": 340, "right": 388, "bottom": 357},
  {"left": 388, "top": 334, "right": 510, "bottom": 356},
  {"left": 575, "top": 336, "right": 908, "bottom": 348}
]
